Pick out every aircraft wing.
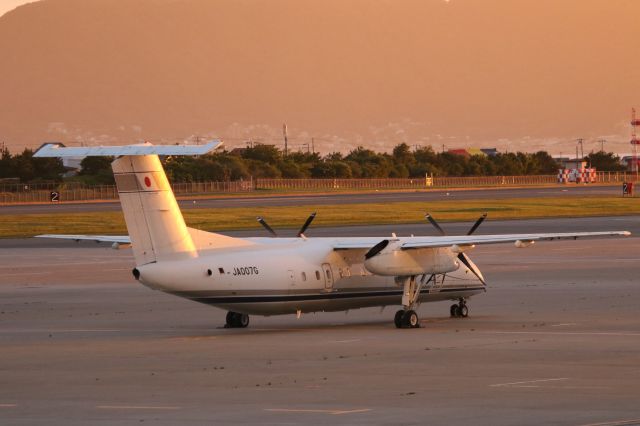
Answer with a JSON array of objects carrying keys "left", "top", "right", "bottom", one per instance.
[
  {"left": 36, "top": 234, "right": 131, "bottom": 244},
  {"left": 334, "top": 231, "right": 631, "bottom": 251}
]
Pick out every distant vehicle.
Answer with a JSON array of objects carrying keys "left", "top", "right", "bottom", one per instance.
[{"left": 34, "top": 142, "right": 631, "bottom": 329}]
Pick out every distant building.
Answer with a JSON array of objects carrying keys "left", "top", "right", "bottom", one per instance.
[
  {"left": 480, "top": 148, "right": 498, "bottom": 157},
  {"left": 559, "top": 159, "right": 588, "bottom": 170},
  {"left": 446, "top": 147, "right": 496, "bottom": 157},
  {"left": 447, "top": 149, "right": 470, "bottom": 157},
  {"left": 621, "top": 156, "right": 640, "bottom": 172}
]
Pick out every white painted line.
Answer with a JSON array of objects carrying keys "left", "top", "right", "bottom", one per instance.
[
  {"left": 265, "top": 408, "right": 371, "bottom": 415},
  {"left": 578, "top": 419, "right": 640, "bottom": 426},
  {"left": 329, "top": 339, "right": 361, "bottom": 344},
  {"left": 0, "top": 329, "right": 120, "bottom": 334},
  {"left": 0, "top": 404, "right": 17, "bottom": 408},
  {"left": 551, "top": 323, "right": 578, "bottom": 327},
  {"left": 486, "top": 331, "right": 640, "bottom": 337},
  {"left": 490, "top": 378, "right": 568, "bottom": 387},
  {"left": 97, "top": 405, "right": 181, "bottom": 410},
  {"left": 1, "top": 272, "right": 50, "bottom": 277}
]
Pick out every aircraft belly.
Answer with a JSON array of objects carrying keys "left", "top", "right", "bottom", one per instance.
[{"left": 170, "top": 286, "right": 485, "bottom": 316}]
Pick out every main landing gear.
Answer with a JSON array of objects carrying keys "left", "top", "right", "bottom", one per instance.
[
  {"left": 450, "top": 299, "right": 469, "bottom": 318},
  {"left": 225, "top": 311, "right": 249, "bottom": 328}
]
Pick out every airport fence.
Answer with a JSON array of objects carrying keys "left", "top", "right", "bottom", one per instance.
[{"left": 1, "top": 172, "right": 637, "bottom": 205}]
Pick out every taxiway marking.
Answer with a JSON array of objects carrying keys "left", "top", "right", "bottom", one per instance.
[
  {"left": 97, "top": 405, "right": 181, "bottom": 410},
  {"left": 265, "top": 408, "right": 371, "bottom": 415},
  {"left": 487, "top": 331, "right": 640, "bottom": 337},
  {"left": 490, "top": 378, "right": 568, "bottom": 388},
  {"left": 578, "top": 419, "right": 640, "bottom": 426}
]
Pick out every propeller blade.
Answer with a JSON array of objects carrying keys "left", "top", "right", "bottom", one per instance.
[
  {"left": 256, "top": 216, "right": 277, "bottom": 237},
  {"left": 364, "top": 239, "right": 390, "bottom": 260},
  {"left": 457, "top": 252, "right": 486, "bottom": 285},
  {"left": 466, "top": 212, "right": 487, "bottom": 235},
  {"left": 425, "top": 213, "right": 447, "bottom": 236},
  {"left": 297, "top": 212, "right": 317, "bottom": 237}
]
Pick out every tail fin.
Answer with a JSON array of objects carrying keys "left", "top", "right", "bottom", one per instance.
[
  {"left": 34, "top": 141, "right": 250, "bottom": 265},
  {"left": 112, "top": 154, "right": 195, "bottom": 264}
]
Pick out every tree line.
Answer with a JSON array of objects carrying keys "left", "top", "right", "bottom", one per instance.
[{"left": 0, "top": 143, "right": 627, "bottom": 185}]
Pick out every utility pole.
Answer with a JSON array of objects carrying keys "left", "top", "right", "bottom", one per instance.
[
  {"left": 311, "top": 137, "right": 315, "bottom": 154},
  {"left": 282, "top": 123, "right": 288, "bottom": 157},
  {"left": 576, "top": 138, "right": 584, "bottom": 160},
  {"left": 598, "top": 139, "right": 606, "bottom": 153}
]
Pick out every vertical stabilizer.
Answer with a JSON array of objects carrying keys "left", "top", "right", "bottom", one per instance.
[
  {"left": 33, "top": 141, "right": 253, "bottom": 264},
  {"left": 112, "top": 155, "right": 196, "bottom": 265}
]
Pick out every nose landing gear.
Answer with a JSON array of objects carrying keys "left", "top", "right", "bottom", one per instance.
[
  {"left": 394, "top": 276, "right": 423, "bottom": 328},
  {"left": 225, "top": 311, "right": 250, "bottom": 328}
]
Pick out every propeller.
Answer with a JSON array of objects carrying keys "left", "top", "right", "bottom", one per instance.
[
  {"left": 257, "top": 216, "right": 277, "bottom": 237},
  {"left": 297, "top": 212, "right": 316, "bottom": 237},
  {"left": 364, "top": 239, "right": 390, "bottom": 260},
  {"left": 424, "top": 212, "right": 488, "bottom": 285},
  {"left": 425, "top": 213, "right": 446, "bottom": 236},
  {"left": 424, "top": 212, "right": 488, "bottom": 236},
  {"left": 466, "top": 213, "right": 487, "bottom": 235},
  {"left": 257, "top": 212, "right": 317, "bottom": 238}
]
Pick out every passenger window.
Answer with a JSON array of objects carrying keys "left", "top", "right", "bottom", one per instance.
[
  {"left": 301, "top": 272, "right": 307, "bottom": 281},
  {"left": 315, "top": 270, "right": 321, "bottom": 280}
]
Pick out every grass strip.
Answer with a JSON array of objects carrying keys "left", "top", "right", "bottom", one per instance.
[{"left": 1, "top": 196, "right": 639, "bottom": 239}]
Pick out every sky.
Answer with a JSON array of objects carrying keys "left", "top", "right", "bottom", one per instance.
[
  {"left": 0, "top": 0, "right": 639, "bottom": 155},
  {"left": 0, "top": 0, "right": 37, "bottom": 18}
]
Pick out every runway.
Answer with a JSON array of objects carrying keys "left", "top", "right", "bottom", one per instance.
[
  {"left": 0, "top": 184, "right": 622, "bottom": 215},
  {"left": 0, "top": 217, "right": 639, "bottom": 425}
]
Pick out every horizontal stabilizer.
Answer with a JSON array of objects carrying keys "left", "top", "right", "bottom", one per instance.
[
  {"left": 36, "top": 234, "right": 131, "bottom": 244},
  {"left": 33, "top": 141, "right": 222, "bottom": 158}
]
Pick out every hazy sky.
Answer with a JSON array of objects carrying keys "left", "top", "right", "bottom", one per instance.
[{"left": 1, "top": 0, "right": 639, "bottom": 155}]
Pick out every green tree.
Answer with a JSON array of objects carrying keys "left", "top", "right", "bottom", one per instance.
[{"left": 584, "top": 151, "right": 625, "bottom": 171}]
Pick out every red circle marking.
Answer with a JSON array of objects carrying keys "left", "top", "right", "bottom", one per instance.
[{"left": 144, "top": 176, "right": 152, "bottom": 187}]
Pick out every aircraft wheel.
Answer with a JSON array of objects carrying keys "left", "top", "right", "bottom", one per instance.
[
  {"left": 225, "top": 311, "right": 249, "bottom": 328},
  {"left": 450, "top": 304, "right": 459, "bottom": 317},
  {"left": 459, "top": 304, "right": 469, "bottom": 318},
  {"left": 236, "top": 313, "right": 250, "bottom": 328},
  {"left": 401, "top": 310, "right": 420, "bottom": 328},
  {"left": 394, "top": 310, "right": 404, "bottom": 328},
  {"left": 225, "top": 311, "right": 237, "bottom": 327}
]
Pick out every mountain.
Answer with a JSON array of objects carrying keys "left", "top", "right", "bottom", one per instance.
[{"left": 1, "top": 0, "right": 639, "bottom": 154}]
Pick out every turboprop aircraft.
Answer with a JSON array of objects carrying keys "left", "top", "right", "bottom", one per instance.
[{"left": 34, "top": 142, "right": 631, "bottom": 329}]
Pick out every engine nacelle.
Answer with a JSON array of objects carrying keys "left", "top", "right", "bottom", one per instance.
[{"left": 364, "top": 241, "right": 460, "bottom": 276}]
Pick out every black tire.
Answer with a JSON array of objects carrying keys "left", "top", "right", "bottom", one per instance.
[
  {"left": 236, "top": 313, "right": 250, "bottom": 328},
  {"left": 394, "top": 310, "right": 404, "bottom": 328},
  {"left": 225, "top": 311, "right": 237, "bottom": 327},
  {"left": 459, "top": 305, "right": 469, "bottom": 318},
  {"left": 450, "top": 304, "right": 459, "bottom": 317},
  {"left": 402, "top": 310, "right": 420, "bottom": 328}
]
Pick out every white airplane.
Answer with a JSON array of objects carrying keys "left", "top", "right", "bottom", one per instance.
[{"left": 34, "top": 142, "right": 631, "bottom": 329}]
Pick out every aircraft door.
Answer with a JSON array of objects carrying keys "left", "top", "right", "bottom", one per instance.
[
  {"left": 321, "top": 263, "right": 334, "bottom": 291},
  {"left": 287, "top": 270, "right": 295, "bottom": 287}
]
